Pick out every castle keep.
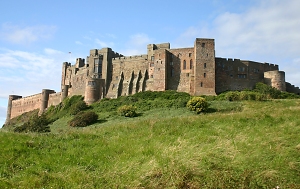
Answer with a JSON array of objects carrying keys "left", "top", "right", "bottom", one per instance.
[{"left": 6, "top": 38, "right": 300, "bottom": 122}]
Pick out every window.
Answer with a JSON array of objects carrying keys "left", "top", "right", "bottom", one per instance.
[
  {"left": 170, "top": 62, "right": 173, "bottom": 66},
  {"left": 204, "top": 63, "right": 207, "bottom": 68},
  {"left": 201, "top": 43, "right": 205, "bottom": 48},
  {"left": 200, "top": 82, "right": 203, "bottom": 87},
  {"left": 151, "top": 56, "right": 154, "bottom": 61},
  {"left": 204, "top": 73, "right": 206, "bottom": 78},
  {"left": 190, "top": 60, "right": 193, "bottom": 69},
  {"left": 189, "top": 53, "right": 192, "bottom": 57},
  {"left": 238, "top": 74, "right": 246, "bottom": 79},
  {"left": 88, "top": 81, "right": 95, "bottom": 86},
  {"left": 150, "top": 63, "right": 154, "bottom": 67},
  {"left": 94, "top": 58, "right": 102, "bottom": 74},
  {"left": 238, "top": 67, "right": 245, "bottom": 72},
  {"left": 183, "top": 60, "right": 186, "bottom": 70},
  {"left": 169, "top": 54, "right": 173, "bottom": 61}
]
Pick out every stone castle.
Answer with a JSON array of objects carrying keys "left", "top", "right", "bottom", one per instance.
[{"left": 6, "top": 38, "right": 300, "bottom": 123}]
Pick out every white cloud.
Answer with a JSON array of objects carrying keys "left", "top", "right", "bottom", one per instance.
[
  {"left": 105, "top": 33, "right": 117, "bottom": 39},
  {"left": 0, "top": 117, "right": 5, "bottom": 128},
  {"left": 121, "top": 33, "right": 153, "bottom": 55},
  {"left": 0, "top": 23, "right": 57, "bottom": 45},
  {"left": 0, "top": 48, "right": 68, "bottom": 98},
  {"left": 95, "top": 39, "right": 114, "bottom": 48},
  {"left": 0, "top": 101, "right": 7, "bottom": 128},
  {"left": 0, "top": 104, "right": 6, "bottom": 117},
  {"left": 176, "top": 0, "right": 300, "bottom": 87},
  {"left": 44, "top": 48, "right": 64, "bottom": 55},
  {"left": 75, "top": 41, "right": 83, "bottom": 45},
  {"left": 212, "top": 0, "right": 300, "bottom": 58}
]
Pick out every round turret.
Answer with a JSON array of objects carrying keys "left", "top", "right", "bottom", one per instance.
[
  {"left": 39, "top": 89, "right": 55, "bottom": 114},
  {"left": 61, "top": 85, "right": 69, "bottom": 102},
  {"left": 5, "top": 95, "right": 22, "bottom": 124},
  {"left": 264, "top": 71, "right": 286, "bottom": 91},
  {"left": 84, "top": 78, "right": 100, "bottom": 105}
]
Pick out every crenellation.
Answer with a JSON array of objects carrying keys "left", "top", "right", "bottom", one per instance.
[{"left": 6, "top": 37, "right": 300, "bottom": 122}]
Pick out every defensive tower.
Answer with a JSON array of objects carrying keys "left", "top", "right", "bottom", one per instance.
[
  {"left": 39, "top": 89, "right": 55, "bottom": 114},
  {"left": 193, "top": 38, "right": 216, "bottom": 95},
  {"left": 5, "top": 95, "right": 22, "bottom": 123}
]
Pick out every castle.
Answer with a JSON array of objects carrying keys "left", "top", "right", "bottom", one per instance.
[{"left": 5, "top": 38, "right": 300, "bottom": 123}]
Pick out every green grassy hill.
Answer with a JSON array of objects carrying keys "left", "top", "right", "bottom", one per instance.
[{"left": 1, "top": 88, "right": 300, "bottom": 188}]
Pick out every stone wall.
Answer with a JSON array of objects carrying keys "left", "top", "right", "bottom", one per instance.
[
  {"left": 106, "top": 55, "right": 149, "bottom": 98},
  {"left": 10, "top": 93, "right": 42, "bottom": 119},
  {"left": 215, "top": 58, "right": 279, "bottom": 93},
  {"left": 7, "top": 38, "right": 300, "bottom": 124},
  {"left": 264, "top": 70, "right": 286, "bottom": 91},
  {"left": 168, "top": 48, "right": 194, "bottom": 93},
  {"left": 48, "top": 92, "right": 62, "bottom": 107},
  {"left": 194, "top": 38, "right": 216, "bottom": 95},
  {"left": 286, "top": 82, "right": 300, "bottom": 94}
]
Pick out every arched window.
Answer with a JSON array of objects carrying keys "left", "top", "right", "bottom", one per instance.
[
  {"left": 183, "top": 60, "right": 186, "bottom": 70},
  {"left": 190, "top": 60, "right": 193, "bottom": 69}
]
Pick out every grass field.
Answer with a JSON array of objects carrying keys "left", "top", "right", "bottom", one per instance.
[{"left": 1, "top": 99, "right": 300, "bottom": 188}]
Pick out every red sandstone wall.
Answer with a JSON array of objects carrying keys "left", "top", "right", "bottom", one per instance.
[
  {"left": 264, "top": 70, "right": 286, "bottom": 91},
  {"left": 48, "top": 92, "right": 62, "bottom": 106},
  {"left": 215, "top": 58, "right": 280, "bottom": 93},
  {"left": 152, "top": 49, "right": 167, "bottom": 91},
  {"left": 10, "top": 93, "right": 42, "bottom": 119},
  {"left": 168, "top": 48, "right": 194, "bottom": 93},
  {"left": 194, "top": 38, "right": 216, "bottom": 95},
  {"left": 106, "top": 55, "right": 149, "bottom": 98}
]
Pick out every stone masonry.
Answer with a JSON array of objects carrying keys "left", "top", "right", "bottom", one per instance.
[{"left": 5, "top": 38, "right": 300, "bottom": 123}]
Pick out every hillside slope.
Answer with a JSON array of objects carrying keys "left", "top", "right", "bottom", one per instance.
[{"left": 1, "top": 99, "right": 300, "bottom": 188}]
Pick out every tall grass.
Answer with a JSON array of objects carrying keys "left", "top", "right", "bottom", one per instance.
[{"left": 1, "top": 99, "right": 300, "bottom": 188}]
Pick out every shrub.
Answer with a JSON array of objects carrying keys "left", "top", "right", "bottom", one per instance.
[
  {"left": 254, "top": 82, "right": 281, "bottom": 99},
  {"left": 279, "top": 91, "right": 300, "bottom": 99},
  {"left": 187, "top": 97, "right": 209, "bottom": 114},
  {"left": 68, "top": 111, "right": 98, "bottom": 127},
  {"left": 14, "top": 113, "right": 50, "bottom": 133},
  {"left": 70, "top": 100, "right": 88, "bottom": 115},
  {"left": 117, "top": 105, "right": 137, "bottom": 117},
  {"left": 225, "top": 91, "right": 240, "bottom": 101}
]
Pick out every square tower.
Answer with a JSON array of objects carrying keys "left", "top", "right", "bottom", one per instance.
[{"left": 193, "top": 38, "right": 216, "bottom": 95}]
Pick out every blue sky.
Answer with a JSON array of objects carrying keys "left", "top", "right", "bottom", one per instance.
[{"left": 1, "top": 0, "right": 300, "bottom": 127}]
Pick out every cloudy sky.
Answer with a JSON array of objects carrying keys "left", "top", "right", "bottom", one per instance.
[{"left": 1, "top": 0, "right": 300, "bottom": 127}]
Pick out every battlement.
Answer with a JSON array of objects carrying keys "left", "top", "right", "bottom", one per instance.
[
  {"left": 14, "top": 92, "right": 42, "bottom": 101},
  {"left": 112, "top": 54, "right": 148, "bottom": 61},
  {"left": 147, "top": 43, "right": 170, "bottom": 51},
  {"left": 5, "top": 37, "right": 300, "bottom": 125}
]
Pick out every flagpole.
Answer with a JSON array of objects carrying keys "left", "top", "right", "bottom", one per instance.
[{"left": 69, "top": 52, "right": 71, "bottom": 63}]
